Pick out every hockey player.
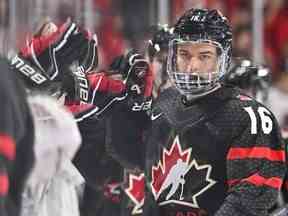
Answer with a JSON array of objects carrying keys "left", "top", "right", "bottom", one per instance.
[
  {"left": 224, "top": 59, "right": 271, "bottom": 104},
  {"left": 147, "top": 24, "right": 173, "bottom": 98},
  {"left": 223, "top": 60, "right": 288, "bottom": 215},
  {"left": 0, "top": 58, "right": 34, "bottom": 216},
  {"left": 141, "top": 8, "right": 286, "bottom": 216},
  {"left": 76, "top": 50, "right": 153, "bottom": 216},
  {"left": 9, "top": 19, "right": 99, "bottom": 215},
  {"left": 112, "top": 25, "right": 176, "bottom": 216},
  {"left": 9, "top": 20, "right": 94, "bottom": 216},
  {"left": 101, "top": 51, "right": 152, "bottom": 216},
  {"left": 11, "top": 19, "right": 153, "bottom": 216},
  {"left": 0, "top": 57, "right": 34, "bottom": 216}
]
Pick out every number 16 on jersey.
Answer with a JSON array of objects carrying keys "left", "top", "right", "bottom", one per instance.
[{"left": 244, "top": 106, "right": 273, "bottom": 134}]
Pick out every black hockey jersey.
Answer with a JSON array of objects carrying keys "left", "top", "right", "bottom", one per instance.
[
  {"left": 71, "top": 110, "right": 124, "bottom": 216},
  {"left": 105, "top": 104, "right": 150, "bottom": 216},
  {"left": 143, "top": 86, "right": 286, "bottom": 216},
  {"left": 0, "top": 57, "right": 34, "bottom": 216},
  {"left": 68, "top": 76, "right": 150, "bottom": 216}
]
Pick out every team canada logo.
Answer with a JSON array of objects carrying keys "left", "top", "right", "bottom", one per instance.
[
  {"left": 151, "top": 136, "right": 216, "bottom": 208},
  {"left": 125, "top": 173, "right": 145, "bottom": 215}
]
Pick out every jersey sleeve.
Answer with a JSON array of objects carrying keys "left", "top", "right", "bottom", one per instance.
[
  {"left": 64, "top": 72, "right": 127, "bottom": 121},
  {"left": 215, "top": 104, "right": 286, "bottom": 216},
  {"left": 0, "top": 58, "right": 31, "bottom": 215}
]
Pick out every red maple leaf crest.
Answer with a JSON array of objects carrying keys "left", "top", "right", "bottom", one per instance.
[
  {"left": 125, "top": 173, "right": 145, "bottom": 215},
  {"left": 151, "top": 136, "right": 191, "bottom": 200}
]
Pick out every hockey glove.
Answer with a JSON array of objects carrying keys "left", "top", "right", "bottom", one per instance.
[
  {"left": 118, "top": 50, "right": 153, "bottom": 112},
  {"left": 76, "top": 30, "right": 98, "bottom": 74},
  {"left": 64, "top": 70, "right": 126, "bottom": 105},
  {"left": 11, "top": 19, "right": 97, "bottom": 91}
]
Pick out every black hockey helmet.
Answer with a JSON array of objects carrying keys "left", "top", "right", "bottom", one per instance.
[
  {"left": 147, "top": 24, "right": 173, "bottom": 62},
  {"left": 225, "top": 59, "right": 271, "bottom": 102},
  {"left": 167, "top": 8, "right": 232, "bottom": 97}
]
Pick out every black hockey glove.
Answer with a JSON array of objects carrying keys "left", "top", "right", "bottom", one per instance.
[
  {"left": 64, "top": 69, "right": 126, "bottom": 106},
  {"left": 109, "top": 50, "right": 153, "bottom": 112},
  {"left": 76, "top": 30, "right": 98, "bottom": 73},
  {"left": 11, "top": 19, "right": 97, "bottom": 91}
]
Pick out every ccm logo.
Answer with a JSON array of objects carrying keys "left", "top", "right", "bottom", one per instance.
[{"left": 11, "top": 55, "right": 47, "bottom": 84}]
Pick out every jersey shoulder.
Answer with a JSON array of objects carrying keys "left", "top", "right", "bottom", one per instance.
[
  {"left": 222, "top": 91, "right": 279, "bottom": 130},
  {"left": 227, "top": 92, "right": 275, "bottom": 117}
]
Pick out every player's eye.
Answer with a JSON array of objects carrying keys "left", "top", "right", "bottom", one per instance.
[
  {"left": 179, "top": 50, "right": 191, "bottom": 60},
  {"left": 199, "top": 54, "right": 212, "bottom": 61}
]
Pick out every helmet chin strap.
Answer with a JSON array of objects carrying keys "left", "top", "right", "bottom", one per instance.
[{"left": 182, "top": 82, "right": 222, "bottom": 102}]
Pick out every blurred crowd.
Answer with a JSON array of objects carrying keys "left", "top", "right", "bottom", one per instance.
[
  {"left": 0, "top": 0, "right": 287, "bottom": 125},
  {"left": 0, "top": 0, "right": 288, "bottom": 75},
  {"left": 0, "top": 1, "right": 286, "bottom": 125}
]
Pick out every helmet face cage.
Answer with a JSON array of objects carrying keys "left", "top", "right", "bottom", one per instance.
[
  {"left": 168, "top": 8, "right": 232, "bottom": 96},
  {"left": 167, "top": 38, "right": 229, "bottom": 95}
]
